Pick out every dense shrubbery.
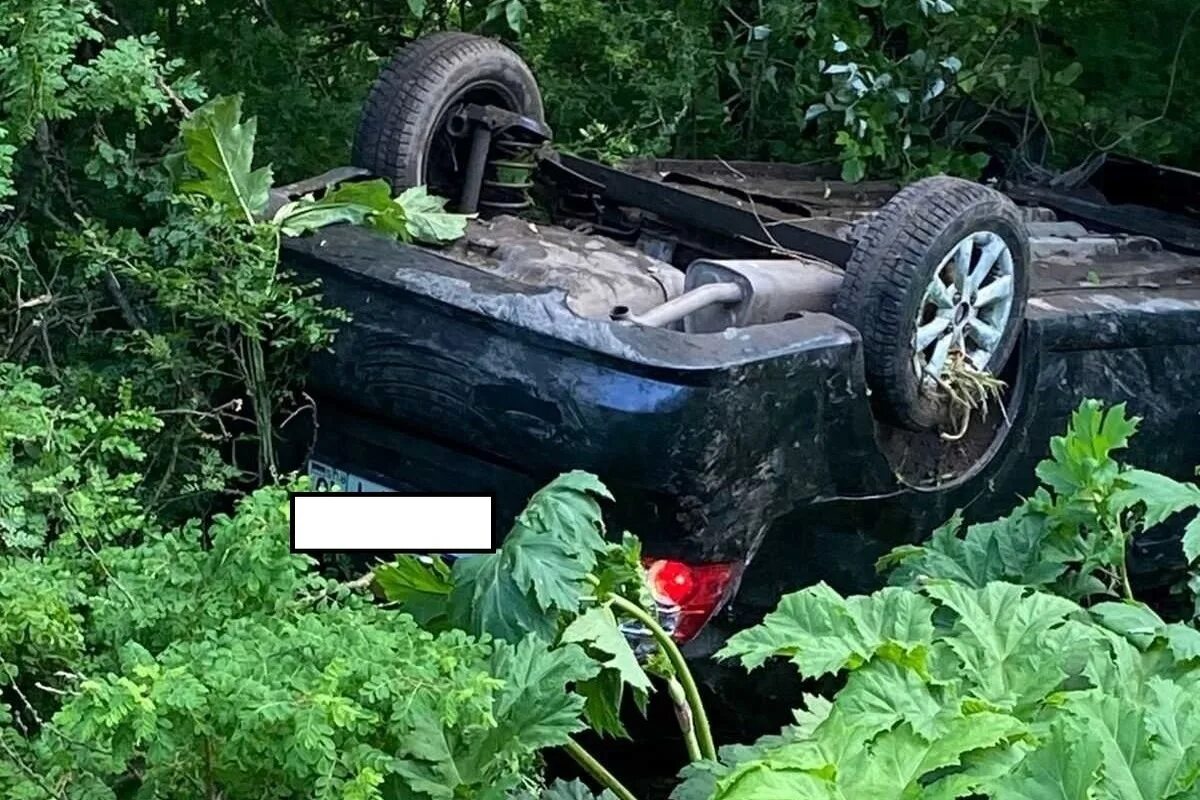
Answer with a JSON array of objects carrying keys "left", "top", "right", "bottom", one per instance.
[
  {"left": 0, "top": 467, "right": 604, "bottom": 799},
  {"left": 5, "top": 1, "right": 1200, "bottom": 799},
  {"left": 685, "top": 402, "right": 1200, "bottom": 800},
  {"left": 93, "top": 0, "right": 1200, "bottom": 181}
]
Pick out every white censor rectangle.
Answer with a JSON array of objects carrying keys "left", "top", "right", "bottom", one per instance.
[{"left": 290, "top": 493, "right": 495, "bottom": 553}]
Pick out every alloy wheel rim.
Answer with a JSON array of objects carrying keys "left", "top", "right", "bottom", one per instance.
[{"left": 912, "top": 230, "right": 1016, "bottom": 386}]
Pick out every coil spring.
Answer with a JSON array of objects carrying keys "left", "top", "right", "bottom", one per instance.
[{"left": 479, "top": 136, "right": 539, "bottom": 213}]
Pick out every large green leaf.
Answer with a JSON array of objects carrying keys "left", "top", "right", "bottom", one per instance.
[
  {"left": 171, "top": 95, "right": 273, "bottom": 222},
  {"left": 993, "top": 719, "right": 1102, "bottom": 800},
  {"left": 717, "top": 584, "right": 935, "bottom": 676},
  {"left": 324, "top": 179, "right": 411, "bottom": 238},
  {"left": 1183, "top": 515, "right": 1200, "bottom": 564},
  {"left": 840, "top": 715, "right": 1026, "bottom": 800},
  {"left": 923, "top": 744, "right": 1033, "bottom": 800},
  {"left": 469, "top": 637, "right": 600, "bottom": 762},
  {"left": 374, "top": 555, "right": 453, "bottom": 628},
  {"left": 1110, "top": 469, "right": 1200, "bottom": 528},
  {"left": 1060, "top": 688, "right": 1200, "bottom": 800},
  {"left": 274, "top": 179, "right": 409, "bottom": 239},
  {"left": 448, "top": 552, "right": 555, "bottom": 643},
  {"left": 396, "top": 185, "right": 472, "bottom": 243},
  {"left": 881, "top": 508, "right": 1062, "bottom": 590},
  {"left": 825, "top": 659, "right": 944, "bottom": 741},
  {"left": 393, "top": 638, "right": 597, "bottom": 800},
  {"left": 1091, "top": 601, "right": 1166, "bottom": 649},
  {"left": 506, "top": 472, "right": 611, "bottom": 613},
  {"left": 1141, "top": 678, "right": 1200, "bottom": 798},
  {"left": 712, "top": 763, "right": 837, "bottom": 800},
  {"left": 574, "top": 669, "right": 630, "bottom": 738},
  {"left": 561, "top": 605, "right": 652, "bottom": 737},
  {"left": 272, "top": 198, "right": 371, "bottom": 237},
  {"left": 1090, "top": 601, "right": 1200, "bottom": 664},
  {"left": 1034, "top": 401, "right": 1138, "bottom": 495},
  {"left": 448, "top": 472, "right": 613, "bottom": 642},
  {"left": 923, "top": 582, "right": 1079, "bottom": 710}
]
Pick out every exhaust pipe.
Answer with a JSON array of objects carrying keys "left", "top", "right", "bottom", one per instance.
[{"left": 611, "top": 282, "right": 743, "bottom": 328}]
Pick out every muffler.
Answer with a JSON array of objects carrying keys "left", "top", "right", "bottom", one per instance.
[{"left": 611, "top": 257, "right": 844, "bottom": 333}]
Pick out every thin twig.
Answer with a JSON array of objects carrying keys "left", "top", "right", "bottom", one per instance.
[
  {"left": 156, "top": 75, "right": 193, "bottom": 119},
  {"left": 715, "top": 156, "right": 747, "bottom": 181},
  {"left": 1096, "top": 3, "right": 1198, "bottom": 153}
]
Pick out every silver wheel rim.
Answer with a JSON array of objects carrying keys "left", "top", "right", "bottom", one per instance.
[{"left": 912, "top": 231, "right": 1016, "bottom": 386}]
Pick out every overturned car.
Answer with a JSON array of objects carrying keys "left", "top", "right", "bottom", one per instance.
[{"left": 280, "top": 33, "right": 1200, "bottom": 661}]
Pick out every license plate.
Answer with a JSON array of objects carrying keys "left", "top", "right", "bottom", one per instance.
[
  {"left": 304, "top": 460, "right": 479, "bottom": 559},
  {"left": 307, "top": 460, "right": 394, "bottom": 493}
]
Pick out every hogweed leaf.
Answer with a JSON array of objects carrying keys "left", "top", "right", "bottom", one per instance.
[
  {"left": 717, "top": 583, "right": 934, "bottom": 676},
  {"left": 1035, "top": 400, "right": 1138, "bottom": 494},
  {"left": 448, "top": 472, "right": 612, "bottom": 641},
  {"left": 476, "top": 637, "right": 599, "bottom": 756},
  {"left": 273, "top": 199, "right": 371, "bottom": 237},
  {"left": 374, "top": 555, "right": 453, "bottom": 628},
  {"left": 1185, "top": 516, "right": 1200, "bottom": 565},
  {"left": 326, "top": 179, "right": 410, "bottom": 239},
  {"left": 561, "top": 605, "right": 652, "bottom": 737},
  {"left": 173, "top": 94, "right": 272, "bottom": 222},
  {"left": 712, "top": 764, "right": 837, "bottom": 800},
  {"left": 825, "top": 659, "right": 943, "bottom": 741},
  {"left": 1110, "top": 469, "right": 1200, "bottom": 528},
  {"left": 923, "top": 582, "right": 1080, "bottom": 710},
  {"left": 560, "top": 605, "right": 651, "bottom": 692},
  {"left": 448, "top": 553, "right": 554, "bottom": 643},
  {"left": 842, "top": 715, "right": 1025, "bottom": 799},
  {"left": 1090, "top": 601, "right": 1166, "bottom": 649},
  {"left": 993, "top": 719, "right": 1102, "bottom": 800},
  {"left": 1062, "top": 683, "right": 1200, "bottom": 798},
  {"left": 507, "top": 471, "right": 611, "bottom": 613},
  {"left": 395, "top": 185, "right": 472, "bottom": 243}
]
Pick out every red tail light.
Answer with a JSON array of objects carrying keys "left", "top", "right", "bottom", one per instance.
[{"left": 644, "top": 558, "right": 743, "bottom": 642}]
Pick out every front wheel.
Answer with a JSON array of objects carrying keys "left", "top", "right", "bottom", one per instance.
[{"left": 833, "top": 177, "right": 1031, "bottom": 431}]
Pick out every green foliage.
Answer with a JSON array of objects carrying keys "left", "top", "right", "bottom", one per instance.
[
  {"left": 169, "top": 94, "right": 274, "bottom": 223},
  {"left": 884, "top": 401, "right": 1156, "bottom": 601},
  {"left": 0, "top": 364, "right": 160, "bottom": 551},
  {"left": 278, "top": 181, "right": 472, "bottom": 244},
  {"left": 513, "top": 0, "right": 1200, "bottom": 179},
  {"left": 697, "top": 400, "right": 1200, "bottom": 800},
  {"left": 174, "top": 94, "right": 470, "bottom": 244},
  {"left": 707, "top": 577, "right": 1200, "bottom": 800},
  {"left": 376, "top": 472, "right": 662, "bottom": 740},
  {"left": 0, "top": 475, "right": 608, "bottom": 800}
]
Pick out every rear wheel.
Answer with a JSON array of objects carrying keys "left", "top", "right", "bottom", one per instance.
[
  {"left": 833, "top": 177, "right": 1030, "bottom": 431},
  {"left": 352, "top": 32, "right": 544, "bottom": 198}
]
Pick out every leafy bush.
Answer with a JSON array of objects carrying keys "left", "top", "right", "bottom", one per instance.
[
  {"left": 78, "top": 0, "right": 1199, "bottom": 182},
  {"left": 0, "top": 364, "right": 160, "bottom": 551},
  {"left": 0, "top": 468, "right": 609, "bottom": 800},
  {"left": 375, "top": 475, "right": 664, "bottom": 738},
  {"left": 674, "top": 401, "right": 1200, "bottom": 800}
]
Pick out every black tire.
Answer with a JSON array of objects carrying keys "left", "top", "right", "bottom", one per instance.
[
  {"left": 833, "top": 176, "right": 1030, "bottom": 431},
  {"left": 353, "top": 32, "right": 544, "bottom": 196}
]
